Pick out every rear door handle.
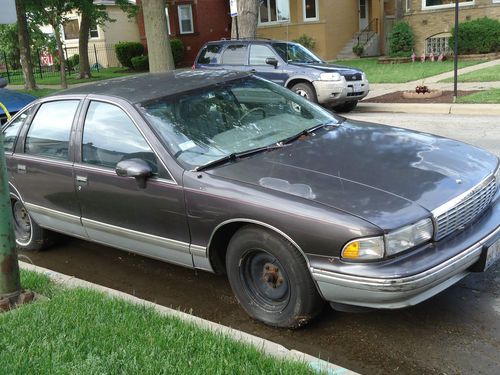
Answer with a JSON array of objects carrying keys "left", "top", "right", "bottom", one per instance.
[
  {"left": 76, "top": 175, "right": 88, "bottom": 185},
  {"left": 17, "top": 164, "right": 26, "bottom": 173}
]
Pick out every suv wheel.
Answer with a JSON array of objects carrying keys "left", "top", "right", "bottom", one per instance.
[
  {"left": 332, "top": 100, "right": 358, "bottom": 113},
  {"left": 291, "top": 82, "right": 317, "bottom": 103}
]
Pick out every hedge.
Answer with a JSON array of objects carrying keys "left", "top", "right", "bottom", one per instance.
[
  {"left": 389, "top": 21, "right": 414, "bottom": 57},
  {"left": 450, "top": 17, "right": 500, "bottom": 55},
  {"left": 131, "top": 55, "right": 149, "bottom": 71},
  {"left": 115, "top": 42, "right": 145, "bottom": 69}
]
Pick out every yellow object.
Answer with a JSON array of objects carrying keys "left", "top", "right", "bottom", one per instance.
[
  {"left": 342, "top": 241, "right": 359, "bottom": 259},
  {"left": 0, "top": 101, "right": 11, "bottom": 122}
]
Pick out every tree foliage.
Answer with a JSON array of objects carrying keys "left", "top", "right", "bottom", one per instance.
[{"left": 450, "top": 17, "right": 500, "bottom": 55}]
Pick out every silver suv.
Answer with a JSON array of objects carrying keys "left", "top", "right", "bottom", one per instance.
[{"left": 194, "top": 39, "right": 369, "bottom": 112}]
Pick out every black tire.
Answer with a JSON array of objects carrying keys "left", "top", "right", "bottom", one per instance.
[
  {"left": 11, "top": 198, "right": 53, "bottom": 251},
  {"left": 332, "top": 100, "right": 358, "bottom": 113},
  {"left": 226, "top": 225, "right": 324, "bottom": 328},
  {"left": 290, "top": 82, "right": 318, "bottom": 103}
]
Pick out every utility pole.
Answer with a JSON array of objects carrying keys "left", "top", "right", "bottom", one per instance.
[{"left": 0, "top": 132, "right": 21, "bottom": 308}]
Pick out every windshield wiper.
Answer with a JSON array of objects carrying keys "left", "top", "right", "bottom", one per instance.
[
  {"left": 194, "top": 143, "right": 285, "bottom": 172},
  {"left": 280, "top": 121, "right": 340, "bottom": 146}
]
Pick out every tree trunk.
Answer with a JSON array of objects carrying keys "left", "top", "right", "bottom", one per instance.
[
  {"left": 231, "top": 0, "right": 259, "bottom": 39},
  {"left": 53, "top": 25, "right": 68, "bottom": 89},
  {"left": 142, "top": 0, "right": 174, "bottom": 73},
  {"left": 15, "top": 0, "right": 37, "bottom": 90},
  {"left": 78, "top": 5, "right": 92, "bottom": 79}
]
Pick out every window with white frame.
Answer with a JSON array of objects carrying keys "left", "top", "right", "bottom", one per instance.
[
  {"left": 303, "top": 0, "right": 318, "bottom": 21},
  {"left": 89, "top": 22, "right": 99, "bottom": 39},
  {"left": 422, "top": 0, "right": 474, "bottom": 10},
  {"left": 178, "top": 4, "right": 194, "bottom": 34},
  {"left": 425, "top": 36, "right": 450, "bottom": 55},
  {"left": 405, "top": 0, "right": 411, "bottom": 12},
  {"left": 63, "top": 19, "right": 79, "bottom": 40},
  {"left": 259, "top": 0, "right": 290, "bottom": 24}
]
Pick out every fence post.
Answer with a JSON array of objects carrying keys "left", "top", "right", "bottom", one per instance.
[
  {"left": 37, "top": 49, "right": 43, "bottom": 80},
  {"left": 0, "top": 133, "right": 21, "bottom": 305},
  {"left": 94, "top": 44, "right": 99, "bottom": 73},
  {"left": 3, "top": 51, "right": 10, "bottom": 84}
]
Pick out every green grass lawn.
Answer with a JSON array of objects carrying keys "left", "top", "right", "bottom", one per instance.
[
  {"left": 457, "top": 89, "right": 500, "bottom": 104},
  {"left": 333, "top": 58, "right": 483, "bottom": 83},
  {"left": 0, "top": 270, "right": 317, "bottom": 374},
  {"left": 5, "top": 67, "right": 135, "bottom": 86},
  {"left": 440, "top": 65, "right": 500, "bottom": 83}
]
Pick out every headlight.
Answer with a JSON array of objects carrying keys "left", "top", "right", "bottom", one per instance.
[
  {"left": 341, "top": 218, "right": 434, "bottom": 262},
  {"left": 385, "top": 218, "right": 434, "bottom": 256},
  {"left": 361, "top": 72, "right": 367, "bottom": 81},
  {"left": 319, "top": 72, "right": 341, "bottom": 81},
  {"left": 341, "top": 236, "right": 385, "bottom": 261}
]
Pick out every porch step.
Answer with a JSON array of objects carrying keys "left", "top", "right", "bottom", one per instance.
[{"left": 336, "top": 31, "right": 378, "bottom": 60}]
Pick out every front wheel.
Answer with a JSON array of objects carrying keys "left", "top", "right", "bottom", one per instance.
[
  {"left": 226, "top": 225, "right": 324, "bottom": 328},
  {"left": 290, "top": 82, "right": 318, "bottom": 103},
  {"left": 11, "top": 198, "right": 53, "bottom": 251},
  {"left": 332, "top": 100, "right": 358, "bottom": 113}
]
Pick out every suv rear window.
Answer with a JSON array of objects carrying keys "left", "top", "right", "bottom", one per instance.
[
  {"left": 197, "top": 44, "right": 222, "bottom": 64},
  {"left": 221, "top": 45, "right": 247, "bottom": 65}
]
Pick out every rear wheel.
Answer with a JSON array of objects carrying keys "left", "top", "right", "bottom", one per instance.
[
  {"left": 291, "top": 82, "right": 318, "bottom": 103},
  {"left": 332, "top": 100, "right": 358, "bottom": 113},
  {"left": 226, "top": 225, "right": 324, "bottom": 328},
  {"left": 11, "top": 198, "right": 53, "bottom": 251}
]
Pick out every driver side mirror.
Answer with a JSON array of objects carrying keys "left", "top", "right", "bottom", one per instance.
[
  {"left": 265, "top": 57, "right": 278, "bottom": 69},
  {"left": 115, "top": 158, "right": 153, "bottom": 189}
]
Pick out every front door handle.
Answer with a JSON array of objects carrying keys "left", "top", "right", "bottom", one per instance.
[{"left": 76, "top": 175, "right": 88, "bottom": 185}]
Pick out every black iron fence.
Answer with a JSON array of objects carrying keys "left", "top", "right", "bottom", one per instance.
[{"left": 0, "top": 43, "right": 120, "bottom": 85}]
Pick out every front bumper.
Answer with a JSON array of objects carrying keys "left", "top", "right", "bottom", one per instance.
[
  {"left": 312, "top": 79, "right": 369, "bottom": 105},
  {"left": 310, "top": 199, "right": 499, "bottom": 309}
]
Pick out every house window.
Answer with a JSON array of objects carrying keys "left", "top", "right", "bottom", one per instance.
[
  {"left": 425, "top": 36, "right": 450, "bottom": 55},
  {"left": 259, "top": 0, "right": 290, "bottom": 24},
  {"left": 178, "top": 4, "right": 194, "bottom": 34},
  {"left": 405, "top": 0, "right": 411, "bottom": 12},
  {"left": 89, "top": 22, "right": 99, "bottom": 39},
  {"left": 63, "top": 19, "right": 79, "bottom": 40},
  {"left": 303, "top": 0, "right": 318, "bottom": 21},
  {"left": 422, "top": 0, "right": 474, "bottom": 10}
]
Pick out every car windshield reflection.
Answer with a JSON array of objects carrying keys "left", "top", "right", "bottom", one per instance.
[{"left": 138, "top": 77, "right": 336, "bottom": 169}]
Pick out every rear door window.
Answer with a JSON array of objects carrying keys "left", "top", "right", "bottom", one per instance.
[
  {"left": 197, "top": 44, "right": 222, "bottom": 64},
  {"left": 221, "top": 44, "right": 248, "bottom": 65},
  {"left": 25, "top": 100, "right": 79, "bottom": 160},
  {"left": 2, "top": 110, "right": 30, "bottom": 153},
  {"left": 249, "top": 45, "right": 276, "bottom": 65}
]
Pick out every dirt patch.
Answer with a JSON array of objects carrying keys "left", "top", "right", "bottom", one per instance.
[{"left": 365, "top": 90, "right": 481, "bottom": 104}]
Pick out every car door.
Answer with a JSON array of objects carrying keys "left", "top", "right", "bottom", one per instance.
[
  {"left": 73, "top": 98, "right": 192, "bottom": 267},
  {"left": 219, "top": 43, "right": 250, "bottom": 72},
  {"left": 8, "top": 99, "right": 87, "bottom": 238},
  {"left": 248, "top": 44, "right": 288, "bottom": 86}
]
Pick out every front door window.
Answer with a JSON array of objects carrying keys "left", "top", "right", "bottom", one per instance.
[{"left": 359, "top": 0, "right": 368, "bottom": 30}]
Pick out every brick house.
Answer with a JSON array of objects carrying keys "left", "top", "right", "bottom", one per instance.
[
  {"left": 404, "top": 0, "right": 500, "bottom": 55},
  {"left": 136, "top": 0, "right": 231, "bottom": 66}
]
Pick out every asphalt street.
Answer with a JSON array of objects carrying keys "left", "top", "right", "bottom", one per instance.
[{"left": 20, "top": 112, "right": 500, "bottom": 375}]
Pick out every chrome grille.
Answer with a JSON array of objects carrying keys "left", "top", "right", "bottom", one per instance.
[{"left": 434, "top": 177, "right": 497, "bottom": 240}]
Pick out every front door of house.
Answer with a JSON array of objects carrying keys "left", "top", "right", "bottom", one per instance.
[{"left": 359, "top": 0, "right": 368, "bottom": 30}]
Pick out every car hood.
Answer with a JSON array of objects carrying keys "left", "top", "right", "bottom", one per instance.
[
  {"left": 209, "top": 120, "right": 498, "bottom": 230},
  {"left": 0, "top": 89, "right": 36, "bottom": 115},
  {"left": 289, "top": 62, "right": 363, "bottom": 76}
]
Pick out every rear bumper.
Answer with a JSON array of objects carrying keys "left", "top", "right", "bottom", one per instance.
[
  {"left": 310, "top": 200, "right": 499, "bottom": 309},
  {"left": 313, "top": 79, "right": 369, "bottom": 105}
]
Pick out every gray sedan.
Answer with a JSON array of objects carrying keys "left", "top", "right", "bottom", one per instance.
[{"left": 3, "top": 71, "right": 499, "bottom": 328}]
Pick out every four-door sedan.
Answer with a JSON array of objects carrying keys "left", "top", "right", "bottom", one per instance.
[{"left": 3, "top": 71, "right": 499, "bottom": 328}]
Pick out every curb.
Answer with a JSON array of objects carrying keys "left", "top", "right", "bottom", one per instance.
[
  {"left": 357, "top": 102, "right": 500, "bottom": 115},
  {"left": 19, "top": 261, "right": 358, "bottom": 375}
]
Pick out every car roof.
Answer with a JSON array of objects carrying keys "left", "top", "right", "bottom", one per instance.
[
  {"left": 56, "top": 70, "right": 250, "bottom": 104},
  {"left": 205, "top": 39, "right": 294, "bottom": 45}
]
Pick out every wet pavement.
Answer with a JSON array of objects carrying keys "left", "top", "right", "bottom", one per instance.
[{"left": 20, "top": 238, "right": 500, "bottom": 375}]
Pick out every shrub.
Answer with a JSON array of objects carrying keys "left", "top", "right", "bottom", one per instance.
[
  {"left": 389, "top": 21, "right": 414, "bottom": 57},
  {"left": 131, "top": 55, "right": 149, "bottom": 71},
  {"left": 450, "top": 17, "right": 500, "bottom": 55},
  {"left": 170, "top": 38, "right": 185, "bottom": 65},
  {"left": 292, "top": 34, "right": 316, "bottom": 50},
  {"left": 352, "top": 44, "right": 364, "bottom": 57},
  {"left": 115, "top": 41, "right": 145, "bottom": 68},
  {"left": 67, "top": 54, "right": 79, "bottom": 70}
]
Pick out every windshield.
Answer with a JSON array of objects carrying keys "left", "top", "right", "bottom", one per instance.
[
  {"left": 138, "top": 76, "right": 337, "bottom": 170},
  {"left": 271, "top": 42, "right": 323, "bottom": 63}
]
